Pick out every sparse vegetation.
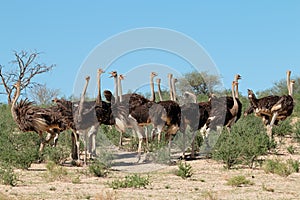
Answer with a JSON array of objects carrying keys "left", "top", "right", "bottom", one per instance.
[
  {"left": 212, "top": 116, "right": 271, "bottom": 169},
  {"left": 0, "top": 163, "right": 18, "bottom": 186},
  {"left": 88, "top": 160, "right": 109, "bottom": 177},
  {"left": 263, "top": 159, "right": 299, "bottom": 177},
  {"left": 287, "top": 145, "right": 295, "bottom": 154},
  {"left": 226, "top": 175, "right": 254, "bottom": 187},
  {"left": 44, "top": 161, "right": 68, "bottom": 182},
  {"left": 108, "top": 174, "right": 150, "bottom": 189},
  {"left": 262, "top": 184, "right": 275, "bottom": 192},
  {"left": 95, "top": 190, "right": 117, "bottom": 200},
  {"left": 176, "top": 161, "right": 193, "bottom": 179}
]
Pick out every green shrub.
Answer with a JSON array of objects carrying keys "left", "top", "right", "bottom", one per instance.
[
  {"left": 89, "top": 160, "right": 108, "bottom": 177},
  {"left": 212, "top": 129, "right": 242, "bottom": 169},
  {"left": 0, "top": 105, "right": 40, "bottom": 169},
  {"left": 212, "top": 116, "right": 271, "bottom": 169},
  {"left": 226, "top": 175, "right": 254, "bottom": 187},
  {"left": 0, "top": 163, "right": 18, "bottom": 186},
  {"left": 263, "top": 159, "right": 299, "bottom": 177},
  {"left": 176, "top": 161, "right": 193, "bottom": 179},
  {"left": 272, "top": 119, "right": 293, "bottom": 137},
  {"left": 287, "top": 145, "right": 295, "bottom": 154},
  {"left": 294, "top": 122, "right": 300, "bottom": 142},
  {"left": 44, "top": 161, "right": 68, "bottom": 182},
  {"left": 42, "top": 144, "right": 70, "bottom": 164},
  {"left": 108, "top": 174, "right": 150, "bottom": 189}
]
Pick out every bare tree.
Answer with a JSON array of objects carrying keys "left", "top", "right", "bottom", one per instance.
[
  {"left": 0, "top": 50, "right": 54, "bottom": 104},
  {"left": 29, "top": 83, "right": 60, "bottom": 105}
]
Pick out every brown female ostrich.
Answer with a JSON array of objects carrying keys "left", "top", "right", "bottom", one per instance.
[
  {"left": 246, "top": 71, "right": 295, "bottom": 136},
  {"left": 109, "top": 71, "right": 133, "bottom": 147},
  {"left": 11, "top": 81, "right": 64, "bottom": 154}
]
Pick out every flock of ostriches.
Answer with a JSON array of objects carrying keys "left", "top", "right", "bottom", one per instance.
[{"left": 10, "top": 69, "right": 295, "bottom": 164}]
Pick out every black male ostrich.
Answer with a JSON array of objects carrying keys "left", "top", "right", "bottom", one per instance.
[
  {"left": 245, "top": 70, "right": 295, "bottom": 136},
  {"left": 205, "top": 74, "right": 242, "bottom": 132}
]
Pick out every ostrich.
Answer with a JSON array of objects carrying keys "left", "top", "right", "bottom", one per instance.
[
  {"left": 10, "top": 81, "right": 64, "bottom": 154},
  {"left": 246, "top": 71, "right": 295, "bottom": 136},
  {"left": 180, "top": 101, "right": 210, "bottom": 159},
  {"left": 156, "top": 78, "right": 163, "bottom": 101},
  {"left": 109, "top": 71, "right": 133, "bottom": 147},
  {"left": 53, "top": 76, "right": 100, "bottom": 164},
  {"left": 205, "top": 74, "right": 242, "bottom": 132},
  {"left": 89, "top": 68, "right": 105, "bottom": 157},
  {"left": 127, "top": 71, "right": 181, "bottom": 161},
  {"left": 245, "top": 90, "right": 280, "bottom": 125},
  {"left": 269, "top": 71, "right": 295, "bottom": 125}
]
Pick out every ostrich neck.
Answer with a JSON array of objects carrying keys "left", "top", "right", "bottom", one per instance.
[
  {"left": 287, "top": 71, "right": 291, "bottom": 95},
  {"left": 168, "top": 75, "right": 173, "bottom": 101},
  {"left": 118, "top": 78, "right": 123, "bottom": 102},
  {"left": 96, "top": 72, "right": 102, "bottom": 103},
  {"left": 157, "top": 81, "right": 163, "bottom": 101},
  {"left": 235, "top": 82, "right": 239, "bottom": 99},
  {"left": 150, "top": 76, "right": 155, "bottom": 102},
  {"left": 171, "top": 79, "right": 177, "bottom": 101},
  {"left": 11, "top": 84, "right": 20, "bottom": 122},
  {"left": 231, "top": 83, "right": 238, "bottom": 112},
  {"left": 114, "top": 76, "right": 119, "bottom": 103},
  {"left": 290, "top": 83, "right": 294, "bottom": 97},
  {"left": 78, "top": 77, "right": 90, "bottom": 118}
]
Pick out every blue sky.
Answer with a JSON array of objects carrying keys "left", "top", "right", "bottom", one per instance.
[{"left": 1, "top": 1, "right": 299, "bottom": 102}]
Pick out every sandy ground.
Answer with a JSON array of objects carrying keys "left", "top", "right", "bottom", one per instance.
[{"left": 1, "top": 139, "right": 300, "bottom": 200}]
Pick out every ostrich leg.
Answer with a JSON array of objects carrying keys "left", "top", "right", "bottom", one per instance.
[{"left": 88, "top": 125, "right": 98, "bottom": 158}]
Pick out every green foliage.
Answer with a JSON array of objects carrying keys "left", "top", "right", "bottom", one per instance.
[
  {"left": 263, "top": 159, "right": 299, "bottom": 177},
  {"left": 98, "top": 125, "right": 121, "bottom": 147},
  {"left": 287, "top": 145, "right": 295, "bottom": 154},
  {"left": 226, "top": 175, "right": 254, "bottom": 187},
  {"left": 42, "top": 143, "right": 70, "bottom": 165},
  {"left": 108, "top": 174, "right": 150, "bottom": 189},
  {"left": 0, "top": 163, "right": 18, "bottom": 186},
  {"left": 0, "top": 105, "right": 40, "bottom": 169},
  {"left": 176, "top": 161, "right": 193, "bottom": 179},
  {"left": 272, "top": 119, "right": 293, "bottom": 137},
  {"left": 212, "top": 116, "right": 271, "bottom": 169},
  {"left": 177, "top": 71, "right": 221, "bottom": 95},
  {"left": 294, "top": 122, "right": 300, "bottom": 142},
  {"left": 44, "top": 161, "right": 68, "bottom": 182},
  {"left": 89, "top": 160, "right": 108, "bottom": 177}
]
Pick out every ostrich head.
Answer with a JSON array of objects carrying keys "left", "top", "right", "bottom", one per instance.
[
  {"left": 98, "top": 68, "right": 104, "bottom": 74},
  {"left": 109, "top": 71, "right": 118, "bottom": 78},
  {"left": 247, "top": 89, "right": 256, "bottom": 99},
  {"left": 103, "top": 90, "right": 114, "bottom": 103},
  {"left": 119, "top": 74, "right": 125, "bottom": 80},
  {"left": 234, "top": 74, "right": 242, "bottom": 81},
  {"left": 156, "top": 78, "right": 161, "bottom": 84},
  {"left": 151, "top": 72, "right": 158, "bottom": 78}
]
